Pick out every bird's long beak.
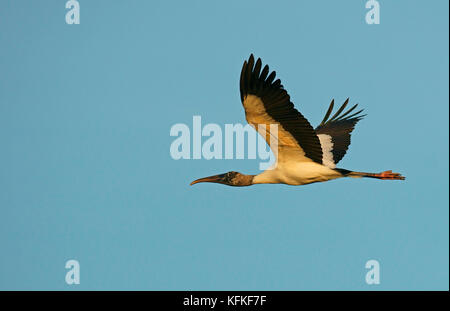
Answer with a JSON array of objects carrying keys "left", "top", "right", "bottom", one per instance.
[{"left": 190, "top": 174, "right": 226, "bottom": 186}]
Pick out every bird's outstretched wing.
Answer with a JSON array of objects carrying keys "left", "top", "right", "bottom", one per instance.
[
  {"left": 315, "top": 98, "right": 365, "bottom": 166},
  {"left": 240, "top": 54, "right": 323, "bottom": 164}
]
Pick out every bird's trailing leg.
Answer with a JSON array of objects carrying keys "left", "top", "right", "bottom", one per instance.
[
  {"left": 369, "top": 170, "right": 405, "bottom": 180},
  {"left": 337, "top": 169, "right": 405, "bottom": 180}
]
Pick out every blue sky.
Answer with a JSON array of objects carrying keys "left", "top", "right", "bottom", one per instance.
[{"left": 0, "top": 0, "right": 448, "bottom": 290}]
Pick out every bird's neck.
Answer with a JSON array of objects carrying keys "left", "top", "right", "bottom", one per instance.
[{"left": 235, "top": 174, "right": 255, "bottom": 186}]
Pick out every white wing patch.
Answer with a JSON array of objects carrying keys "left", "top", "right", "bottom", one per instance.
[{"left": 318, "top": 134, "right": 335, "bottom": 168}]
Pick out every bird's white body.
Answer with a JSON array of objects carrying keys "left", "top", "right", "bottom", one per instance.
[{"left": 253, "top": 160, "right": 342, "bottom": 186}]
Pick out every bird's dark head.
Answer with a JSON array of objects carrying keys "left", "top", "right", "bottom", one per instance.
[{"left": 190, "top": 171, "right": 254, "bottom": 187}]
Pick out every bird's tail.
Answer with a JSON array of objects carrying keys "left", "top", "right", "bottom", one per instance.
[{"left": 336, "top": 169, "right": 405, "bottom": 180}]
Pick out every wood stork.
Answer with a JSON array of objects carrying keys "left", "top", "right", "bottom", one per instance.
[{"left": 190, "top": 54, "right": 405, "bottom": 187}]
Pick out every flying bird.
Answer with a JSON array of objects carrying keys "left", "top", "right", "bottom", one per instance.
[{"left": 191, "top": 54, "right": 405, "bottom": 187}]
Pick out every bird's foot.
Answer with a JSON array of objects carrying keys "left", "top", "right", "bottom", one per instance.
[{"left": 375, "top": 170, "right": 405, "bottom": 180}]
